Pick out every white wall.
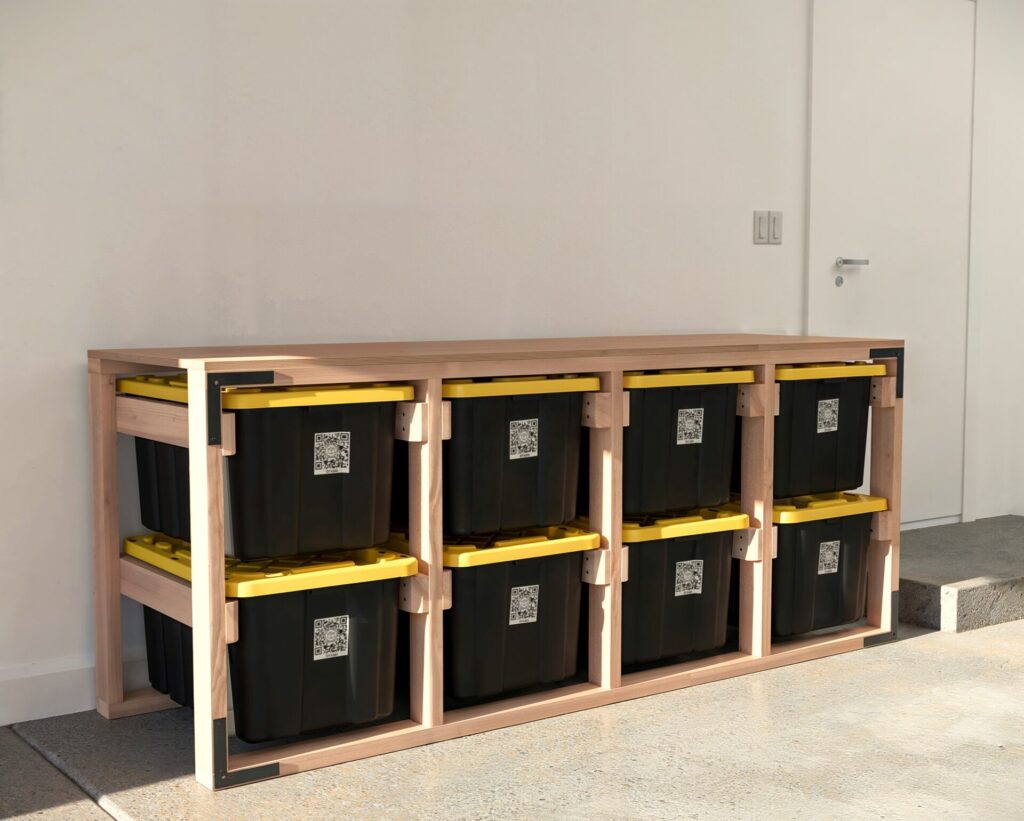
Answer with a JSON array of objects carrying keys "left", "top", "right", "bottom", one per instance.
[
  {"left": 0, "top": 1, "right": 812, "bottom": 723},
  {"left": 963, "top": 0, "right": 1024, "bottom": 520}
]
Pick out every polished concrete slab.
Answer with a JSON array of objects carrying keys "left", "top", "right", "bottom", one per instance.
[
  {"left": 0, "top": 726, "right": 108, "bottom": 820},
  {"left": 12, "top": 621, "right": 1024, "bottom": 820},
  {"left": 900, "top": 515, "right": 1024, "bottom": 631}
]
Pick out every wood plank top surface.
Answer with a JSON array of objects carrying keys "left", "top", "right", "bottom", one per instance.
[{"left": 89, "top": 333, "right": 904, "bottom": 373}]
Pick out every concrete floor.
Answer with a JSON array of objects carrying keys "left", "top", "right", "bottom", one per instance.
[
  {"left": 0, "top": 726, "right": 106, "bottom": 820},
  {"left": 901, "top": 515, "right": 1024, "bottom": 631},
  {"left": 902, "top": 516, "right": 1024, "bottom": 584},
  {"left": 5, "top": 621, "right": 1024, "bottom": 820}
]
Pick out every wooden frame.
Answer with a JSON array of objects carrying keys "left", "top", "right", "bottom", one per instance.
[{"left": 87, "top": 333, "right": 903, "bottom": 789}]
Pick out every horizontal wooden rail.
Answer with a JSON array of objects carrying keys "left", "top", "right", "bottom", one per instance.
[
  {"left": 98, "top": 687, "right": 177, "bottom": 720},
  {"left": 120, "top": 556, "right": 239, "bottom": 644},
  {"left": 115, "top": 395, "right": 236, "bottom": 456}
]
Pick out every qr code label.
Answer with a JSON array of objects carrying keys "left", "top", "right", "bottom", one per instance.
[
  {"left": 674, "top": 559, "right": 704, "bottom": 596},
  {"left": 314, "top": 431, "right": 350, "bottom": 475},
  {"left": 509, "top": 584, "right": 539, "bottom": 625},
  {"left": 313, "top": 615, "right": 349, "bottom": 660},
  {"left": 818, "top": 541, "right": 840, "bottom": 575},
  {"left": 509, "top": 418, "right": 539, "bottom": 460},
  {"left": 676, "top": 407, "right": 705, "bottom": 445},
  {"left": 817, "top": 398, "right": 839, "bottom": 434}
]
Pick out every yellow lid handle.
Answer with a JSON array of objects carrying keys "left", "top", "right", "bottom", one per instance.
[{"left": 493, "top": 535, "right": 549, "bottom": 547}]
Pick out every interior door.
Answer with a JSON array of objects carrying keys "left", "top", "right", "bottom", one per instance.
[{"left": 807, "top": 0, "right": 975, "bottom": 524}]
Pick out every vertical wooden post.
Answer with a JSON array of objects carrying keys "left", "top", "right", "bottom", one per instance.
[
  {"left": 408, "top": 378, "right": 444, "bottom": 726},
  {"left": 90, "top": 366, "right": 123, "bottom": 716},
  {"left": 738, "top": 364, "right": 774, "bottom": 657},
  {"left": 868, "top": 360, "right": 903, "bottom": 632},
  {"left": 588, "top": 371, "right": 624, "bottom": 689},
  {"left": 187, "top": 369, "right": 228, "bottom": 789}
]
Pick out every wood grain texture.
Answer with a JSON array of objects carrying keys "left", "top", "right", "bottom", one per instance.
[
  {"left": 186, "top": 369, "right": 229, "bottom": 789},
  {"left": 88, "top": 335, "right": 903, "bottom": 379},
  {"left": 868, "top": 358, "right": 903, "bottom": 628},
  {"left": 120, "top": 556, "right": 238, "bottom": 644},
  {"left": 738, "top": 364, "right": 774, "bottom": 657},
  {"left": 407, "top": 378, "right": 444, "bottom": 727},
  {"left": 89, "top": 369, "right": 123, "bottom": 716},
  {"left": 116, "top": 395, "right": 235, "bottom": 455},
  {"left": 97, "top": 687, "right": 178, "bottom": 719},
  {"left": 89, "top": 333, "right": 904, "bottom": 371},
  {"left": 581, "top": 391, "right": 629, "bottom": 429},
  {"left": 587, "top": 370, "right": 624, "bottom": 689}
]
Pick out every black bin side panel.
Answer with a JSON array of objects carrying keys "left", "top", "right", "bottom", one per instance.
[
  {"left": 621, "top": 532, "right": 732, "bottom": 667},
  {"left": 774, "top": 378, "right": 871, "bottom": 498},
  {"left": 622, "top": 384, "right": 738, "bottom": 516},
  {"left": 772, "top": 513, "right": 871, "bottom": 638},
  {"left": 143, "top": 606, "right": 194, "bottom": 707},
  {"left": 445, "top": 553, "right": 583, "bottom": 701},
  {"left": 229, "top": 403, "right": 396, "bottom": 557},
  {"left": 228, "top": 407, "right": 302, "bottom": 559},
  {"left": 391, "top": 438, "right": 410, "bottom": 529},
  {"left": 444, "top": 394, "right": 582, "bottom": 536},
  {"left": 229, "top": 580, "right": 399, "bottom": 743},
  {"left": 135, "top": 440, "right": 191, "bottom": 541}
]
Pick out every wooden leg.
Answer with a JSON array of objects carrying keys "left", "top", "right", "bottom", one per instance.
[
  {"left": 90, "top": 369, "right": 124, "bottom": 716},
  {"left": 408, "top": 379, "right": 444, "bottom": 727},
  {"left": 738, "top": 365, "right": 774, "bottom": 657},
  {"left": 187, "top": 369, "right": 229, "bottom": 789},
  {"left": 868, "top": 366, "right": 903, "bottom": 632},
  {"left": 588, "top": 372, "right": 624, "bottom": 688}
]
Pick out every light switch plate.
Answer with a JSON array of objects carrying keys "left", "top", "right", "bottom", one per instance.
[
  {"left": 769, "top": 211, "right": 783, "bottom": 244},
  {"left": 753, "top": 211, "right": 769, "bottom": 244}
]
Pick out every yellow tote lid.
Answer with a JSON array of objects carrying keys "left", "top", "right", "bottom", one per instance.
[
  {"left": 117, "top": 374, "right": 415, "bottom": 408},
  {"left": 622, "top": 508, "right": 749, "bottom": 544},
  {"left": 124, "top": 534, "right": 418, "bottom": 597},
  {"left": 388, "top": 526, "right": 600, "bottom": 568},
  {"left": 775, "top": 362, "right": 887, "bottom": 381},
  {"left": 442, "top": 375, "right": 600, "bottom": 399},
  {"left": 623, "top": 368, "right": 755, "bottom": 390},
  {"left": 773, "top": 492, "right": 888, "bottom": 525}
]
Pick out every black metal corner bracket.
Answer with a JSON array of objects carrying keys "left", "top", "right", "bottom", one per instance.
[
  {"left": 212, "top": 718, "right": 280, "bottom": 788},
  {"left": 206, "top": 371, "right": 275, "bottom": 445},
  {"left": 863, "top": 591, "right": 899, "bottom": 647},
  {"left": 868, "top": 347, "right": 904, "bottom": 399}
]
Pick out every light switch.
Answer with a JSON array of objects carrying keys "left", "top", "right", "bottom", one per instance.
[
  {"left": 753, "top": 211, "right": 769, "bottom": 244},
  {"left": 769, "top": 211, "right": 783, "bottom": 245}
]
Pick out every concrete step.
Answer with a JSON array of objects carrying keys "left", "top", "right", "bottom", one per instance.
[{"left": 900, "top": 515, "right": 1024, "bottom": 632}]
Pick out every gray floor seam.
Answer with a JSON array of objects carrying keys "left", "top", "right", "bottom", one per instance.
[{"left": 11, "top": 723, "right": 127, "bottom": 821}]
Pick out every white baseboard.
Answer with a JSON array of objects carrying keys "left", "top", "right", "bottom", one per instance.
[
  {"left": 0, "top": 648, "right": 148, "bottom": 726},
  {"left": 900, "top": 515, "right": 963, "bottom": 531}
]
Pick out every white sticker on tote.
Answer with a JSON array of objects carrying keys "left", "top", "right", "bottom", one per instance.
[
  {"left": 313, "top": 615, "right": 349, "bottom": 660},
  {"left": 509, "top": 418, "right": 539, "bottom": 460},
  {"left": 674, "top": 559, "right": 704, "bottom": 596},
  {"left": 676, "top": 407, "right": 704, "bottom": 445},
  {"left": 817, "top": 398, "right": 839, "bottom": 434},
  {"left": 818, "top": 541, "right": 840, "bottom": 575},
  {"left": 509, "top": 584, "right": 540, "bottom": 625},
  {"left": 314, "top": 431, "right": 351, "bottom": 475}
]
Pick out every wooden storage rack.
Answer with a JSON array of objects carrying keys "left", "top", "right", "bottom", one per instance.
[{"left": 88, "top": 334, "right": 904, "bottom": 790}]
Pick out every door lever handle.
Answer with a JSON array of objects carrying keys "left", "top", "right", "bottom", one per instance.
[{"left": 835, "top": 257, "right": 869, "bottom": 268}]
